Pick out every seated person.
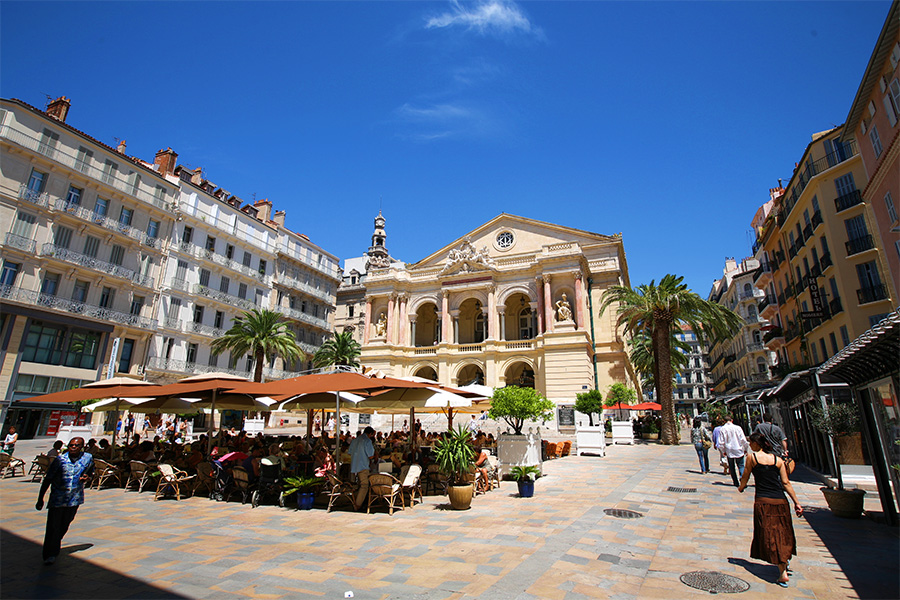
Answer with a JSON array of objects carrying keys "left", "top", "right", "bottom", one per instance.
[
  {"left": 261, "top": 443, "right": 286, "bottom": 471},
  {"left": 241, "top": 447, "right": 263, "bottom": 483},
  {"left": 339, "top": 442, "right": 352, "bottom": 465},
  {"left": 47, "top": 440, "right": 64, "bottom": 459},
  {"left": 85, "top": 439, "right": 99, "bottom": 455},
  {"left": 184, "top": 447, "right": 204, "bottom": 471},
  {"left": 473, "top": 446, "right": 491, "bottom": 492},
  {"left": 132, "top": 441, "right": 157, "bottom": 463},
  {"left": 389, "top": 444, "right": 404, "bottom": 473},
  {"left": 313, "top": 446, "right": 335, "bottom": 478}
]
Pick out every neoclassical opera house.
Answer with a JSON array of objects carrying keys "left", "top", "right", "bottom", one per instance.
[{"left": 359, "top": 214, "right": 639, "bottom": 421}]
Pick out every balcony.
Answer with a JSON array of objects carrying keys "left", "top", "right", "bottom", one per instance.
[
  {"left": 772, "top": 250, "right": 785, "bottom": 269},
  {"left": 744, "top": 314, "right": 762, "bottom": 324},
  {"left": 723, "top": 354, "right": 736, "bottom": 366},
  {"left": 176, "top": 242, "right": 269, "bottom": 284},
  {"left": 276, "top": 244, "right": 341, "bottom": 281},
  {"left": 784, "top": 323, "right": 800, "bottom": 342},
  {"left": 857, "top": 284, "right": 889, "bottom": 305},
  {"left": 40, "top": 243, "right": 154, "bottom": 288},
  {"left": 835, "top": 190, "right": 864, "bottom": 213},
  {"left": 0, "top": 285, "right": 157, "bottom": 329},
  {"left": 829, "top": 297, "right": 843, "bottom": 315},
  {"left": 811, "top": 210, "right": 823, "bottom": 229},
  {"left": 271, "top": 304, "right": 330, "bottom": 331},
  {"left": 753, "top": 262, "right": 773, "bottom": 286},
  {"left": 802, "top": 224, "right": 813, "bottom": 241},
  {"left": 146, "top": 357, "right": 251, "bottom": 379},
  {"left": 820, "top": 252, "right": 833, "bottom": 271},
  {"left": 186, "top": 321, "right": 228, "bottom": 338},
  {"left": 274, "top": 270, "right": 335, "bottom": 303},
  {"left": 782, "top": 139, "right": 858, "bottom": 218},
  {"left": 168, "top": 278, "right": 190, "bottom": 293},
  {"left": 763, "top": 326, "right": 783, "bottom": 343},
  {"left": 3, "top": 232, "right": 36, "bottom": 254},
  {"left": 194, "top": 284, "right": 258, "bottom": 312},
  {"left": 746, "top": 342, "right": 766, "bottom": 353},
  {"left": 845, "top": 235, "right": 875, "bottom": 257},
  {"left": 1, "top": 125, "right": 173, "bottom": 210},
  {"left": 740, "top": 288, "right": 763, "bottom": 302},
  {"left": 809, "top": 263, "right": 822, "bottom": 279},
  {"left": 758, "top": 294, "right": 774, "bottom": 312},
  {"left": 163, "top": 318, "right": 182, "bottom": 331}
]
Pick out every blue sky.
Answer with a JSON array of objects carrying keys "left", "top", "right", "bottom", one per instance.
[{"left": 1, "top": 1, "right": 890, "bottom": 295}]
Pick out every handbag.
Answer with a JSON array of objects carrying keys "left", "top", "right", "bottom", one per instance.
[
  {"left": 783, "top": 456, "right": 796, "bottom": 475},
  {"left": 701, "top": 428, "right": 712, "bottom": 450},
  {"left": 702, "top": 439, "right": 712, "bottom": 450}
]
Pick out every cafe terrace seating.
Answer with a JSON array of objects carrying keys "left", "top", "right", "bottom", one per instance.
[
  {"left": 29, "top": 454, "right": 51, "bottom": 482},
  {"left": 92, "top": 459, "right": 123, "bottom": 489},
  {"left": 0, "top": 453, "right": 26, "bottom": 478},
  {"left": 367, "top": 473, "right": 404, "bottom": 515},
  {"left": 154, "top": 464, "right": 195, "bottom": 501},
  {"left": 125, "top": 460, "right": 156, "bottom": 492}
]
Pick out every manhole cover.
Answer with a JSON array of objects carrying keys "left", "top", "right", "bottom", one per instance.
[
  {"left": 603, "top": 508, "right": 643, "bottom": 519},
  {"left": 667, "top": 486, "right": 697, "bottom": 493},
  {"left": 680, "top": 571, "right": 750, "bottom": 594}
]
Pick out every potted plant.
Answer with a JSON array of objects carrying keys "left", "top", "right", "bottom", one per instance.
[
  {"left": 434, "top": 425, "right": 476, "bottom": 510},
  {"left": 283, "top": 476, "right": 324, "bottom": 510},
  {"left": 510, "top": 465, "right": 540, "bottom": 497},
  {"left": 642, "top": 420, "right": 660, "bottom": 440},
  {"left": 605, "top": 419, "right": 612, "bottom": 438},
  {"left": 808, "top": 402, "right": 865, "bottom": 518},
  {"left": 488, "top": 386, "right": 554, "bottom": 473}
]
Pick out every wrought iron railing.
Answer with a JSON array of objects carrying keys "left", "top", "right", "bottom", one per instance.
[
  {"left": 835, "top": 190, "right": 863, "bottom": 213},
  {"left": 276, "top": 244, "right": 341, "bottom": 280},
  {"left": 857, "top": 284, "right": 888, "bottom": 305},
  {"left": 271, "top": 304, "right": 330, "bottom": 330},
  {"left": 193, "top": 284, "right": 258, "bottom": 312},
  {"left": 40, "top": 243, "right": 154, "bottom": 288},
  {"left": 146, "top": 357, "right": 251, "bottom": 379},
  {"left": 845, "top": 234, "right": 875, "bottom": 256},
  {"left": 0, "top": 285, "right": 157, "bottom": 328},
  {"left": 3, "top": 232, "right": 36, "bottom": 253}
]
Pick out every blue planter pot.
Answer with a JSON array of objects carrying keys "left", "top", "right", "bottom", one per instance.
[
  {"left": 517, "top": 480, "right": 535, "bottom": 498},
  {"left": 297, "top": 492, "right": 315, "bottom": 510}
]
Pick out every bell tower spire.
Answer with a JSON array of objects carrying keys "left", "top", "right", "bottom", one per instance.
[{"left": 366, "top": 210, "right": 389, "bottom": 269}]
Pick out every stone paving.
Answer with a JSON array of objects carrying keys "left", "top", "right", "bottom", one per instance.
[{"left": 1, "top": 436, "right": 897, "bottom": 600}]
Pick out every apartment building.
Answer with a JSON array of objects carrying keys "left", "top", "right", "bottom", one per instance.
[
  {"left": 842, "top": 2, "right": 899, "bottom": 296},
  {"left": 752, "top": 125, "right": 895, "bottom": 373},
  {"left": 707, "top": 257, "right": 778, "bottom": 397},
  {"left": 0, "top": 97, "right": 339, "bottom": 437}
]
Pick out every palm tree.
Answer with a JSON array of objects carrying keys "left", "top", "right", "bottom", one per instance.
[
  {"left": 210, "top": 309, "right": 303, "bottom": 382},
  {"left": 313, "top": 330, "right": 361, "bottom": 369},
  {"left": 628, "top": 332, "right": 691, "bottom": 391},
  {"left": 599, "top": 274, "right": 741, "bottom": 445}
]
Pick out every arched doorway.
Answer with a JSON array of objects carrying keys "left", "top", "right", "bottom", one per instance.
[
  {"left": 458, "top": 297, "right": 485, "bottom": 344},
  {"left": 457, "top": 364, "right": 485, "bottom": 387},
  {"left": 502, "top": 292, "right": 534, "bottom": 341},
  {"left": 414, "top": 366, "right": 437, "bottom": 381},
  {"left": 504, "top": 361, "right": 535, "bottom": 388},
  {"left": 413, "top": 302, "right": 439, "bottom": 346}
]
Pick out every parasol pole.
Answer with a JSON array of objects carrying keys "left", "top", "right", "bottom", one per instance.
[
  {"left": 334, "top": 391, "right": 341, "bottom": 471},
  {"left": 112, "top": 398, "right": 120, "bottom": 453},
  {"left": 306, "top": 409, "right": 313, "bottom": 440},
  {"left": 208, "top": 389, "right": 217, "bottom": 455}
]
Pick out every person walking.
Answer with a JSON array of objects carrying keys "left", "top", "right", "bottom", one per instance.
[
  {"left": 690, "top": 417, "right": 712, "bottom": 473},
  {"left": 738, "top": 432, "right": 803, "bottom": 587},
  {"left": 349, "top": 427, "right": 376, "bottom": 511},
  {"left": 753, "top": 412, "right": 789, "bottom": 461},
  {"left": 35, "top": 437, "right": 94, "bottom": 565},
  {"left": 717, "top": 415, "right": 748, "bottom": 486},
  {"left": 711, "top": 417, "right": 728, "bottom": 476}
]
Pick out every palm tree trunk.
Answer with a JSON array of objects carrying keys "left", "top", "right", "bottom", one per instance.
[
  {"left": 254, "top": 349, "right": 265, "bottom": 383},
  {"left": 653, "top": 321, "right": 678, "bottom": 445}
]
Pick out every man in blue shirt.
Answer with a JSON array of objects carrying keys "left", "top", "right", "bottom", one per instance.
[
  {"left": 36, "top": 436, "right": 94, "bottom": 565},
  {"left": 349, "top": 426, "right": 376, "bottom": 511}
]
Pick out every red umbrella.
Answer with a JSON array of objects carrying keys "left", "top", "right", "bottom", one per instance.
[
  {"left": 632, "top": 402, "right": 662, "bottom": 411},
  {"left": 604, "top": 402, "right": 635, "bottom": 411}
]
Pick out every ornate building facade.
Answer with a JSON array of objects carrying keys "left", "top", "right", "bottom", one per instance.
[{"left": 352, "top": 214, "right": 640, "bottom": 430}]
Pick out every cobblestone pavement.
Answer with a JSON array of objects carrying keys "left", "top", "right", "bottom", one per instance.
[{"left": 1, "top": 437, "right": 897, "bottom": 600}]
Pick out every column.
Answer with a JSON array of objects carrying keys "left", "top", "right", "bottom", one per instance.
[
  {"left": 535, "top": 278, "right": 544, "bottom": 334},
  {"left": 498, "top": 307, "right": 506, "bottom": 341},
  {"left": 574, "top": 271, "right": 585, "bottom": 329},
  {"left": 409, "top": 314, "right": 418, "bottom": 347},
  {"left": 398, "top": 295, "right": 408, "bottom": 346},
  {"left": 529, "top": 301, "right": 539, "bottom": 338},
  {"left": 487, "top": 285, "right": 497, "bottom": 340},
  {"left": 387, "top": 294, "right": 396, "bottom": 344},
  {"left": 543, "top": 274, "right": 553, "bottom": 333},
  {"left": 363, "top": 297, "right": 372, "bottom": 344},
  {"left": 441, "top": 290, "right": 450, "bottom": 343},
  {"left": 450, "top": 310, "right": 460, "bottom": 344}
]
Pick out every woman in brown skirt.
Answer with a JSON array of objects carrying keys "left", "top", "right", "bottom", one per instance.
[{"left": 738, "top": 431, "right": 803, "bottom": 587}]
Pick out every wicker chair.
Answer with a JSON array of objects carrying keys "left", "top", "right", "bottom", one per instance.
[
  {"left": 399, "top": 464, "right": 423, "bottom": 507},
  {"left": 29, "top": 454, "right": 52, "bottom": 482},
  {"left": 125, "top": 460, "right": 156, "bottom": 492},
  {"left": 545, "top": 442, "right": 557, "bottom": 459},
  {"left": 0, "top": 453, "right": 26, "bottom": 478},
  {"left": 154, "top": 464, "right": 195, "bottom": 501},
  {"left": 560, "top": 440, "right": 572, "bottom": 457},
  {"left": 367, "top": 473, "right": 404, "bottom": 515},
  {"left": 192, "top": 462, "right": 215, "bottom": 498},
  {"left": 324, "top": 471, "right": 356, "bottom": 512},
  {"left": 425, "top": 463, "right": 448, "bottom": 496},
  {"left": 92, "top": 459, "right": 123, "bottom": 489},
  {"left": 486, "top": 455, "right": 501, "bottom": 490},
  {"left": 228, "top": 466, "right": 254, "bottom": 504}
]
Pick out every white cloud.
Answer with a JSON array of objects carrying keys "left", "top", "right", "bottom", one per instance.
[
  {"left": 393, "top": 101, "right": 500, "bottom": 142},
  {"left": 425, "top": 0, "right": 542, "bottom": 39}
]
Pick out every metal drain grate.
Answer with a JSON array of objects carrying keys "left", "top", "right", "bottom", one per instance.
[
  {"left": 680, "top": 571, "right": 750, "bottom": 594},
  {"left": 603, "top": 508, "right": 643, "bottom": 519},
  {"left": 667, "top": 486, "right": 697, "bottom": 493}
]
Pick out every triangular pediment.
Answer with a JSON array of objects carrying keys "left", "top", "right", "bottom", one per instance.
[{"left": 411, "top": 214, "right": 618, "bottom": 272}]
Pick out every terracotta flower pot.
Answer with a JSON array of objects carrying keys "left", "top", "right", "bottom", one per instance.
[
  {"left": 820, "top": 487, "right": 866, "bottom": 519},
  {"left": 447, "top": 483, "right": 474, "bottom": 510}
]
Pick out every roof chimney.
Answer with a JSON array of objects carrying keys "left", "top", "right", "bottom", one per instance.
[
  {"left": 46, "top": 97, "right": 71, "bottom": 122},
  {"left": 272, "top": 210, "right": 286, "bottom": 227},
  {"left": 117, "top": 139, "right": 127, "bottom": 154},
  {"left": 154, "top": 148, "right": 178, "bottom": 177},
  {"left": 253, "top": 198, "right": 272, "bottom": 222}
]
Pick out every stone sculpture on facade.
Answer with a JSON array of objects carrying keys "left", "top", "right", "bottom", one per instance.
[
  {"left": 440, "top": 237, "right": 497, "bottom": 275},
  {"left": 374, "top": 313, "right": 387, "bottom": 337},
  {"left": 555, "top": 293, "right": 573, "bottom": 322}
]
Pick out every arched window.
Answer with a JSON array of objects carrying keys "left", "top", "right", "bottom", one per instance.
[
  {"left": 519, "top": 307, "right": 533, "bottom": 340},
  {"left": 474, "top": 311, "right": 485, "bottom": 343},
  {"left": 747, "top": 304, "right": 757, "bottom": 318},
  {"left": 753, "top": 330, "right": 761, "bottom": 344},
  {"left": 743, "top": 283, "right": 752, "bottom": 294}
]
